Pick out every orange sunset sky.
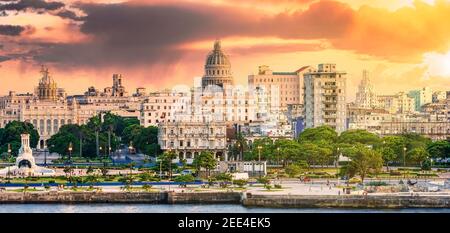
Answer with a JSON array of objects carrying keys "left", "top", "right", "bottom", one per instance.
[{"left": 1, "top": 0, "right": 450, "bottom": 101}]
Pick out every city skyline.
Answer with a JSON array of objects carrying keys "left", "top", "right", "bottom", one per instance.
[{"left": 1, "top": 0, "right": 450, "bottom": 100}]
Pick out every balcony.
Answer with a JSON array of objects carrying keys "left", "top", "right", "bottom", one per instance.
[
  {"left": 323, "top": 114, "right": 337, "bottom": 119},
  {"left": 322, "top": 99, "right": 337, "bottom": 104},
  {"left": 322, "top": 85, "right": 337, "bottom": 89},
  {"left": 323, "top": 92, "right": 338, "bottom": 97}
]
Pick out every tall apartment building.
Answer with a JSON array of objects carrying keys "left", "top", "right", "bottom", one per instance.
[{"left": 304, "top": 64, "right": 347, "bottom": 133}]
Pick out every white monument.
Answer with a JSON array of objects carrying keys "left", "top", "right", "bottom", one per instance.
[{"left": 0, "top": 134, "right": 56, "bottom": 176}]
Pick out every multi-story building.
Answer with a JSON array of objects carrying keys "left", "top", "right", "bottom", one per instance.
[
  {"left": 408, "top": 87, "right": 433, "bottom": 111},
  {"left": 304, "top": 64, "right": 347, "bottom": 133},
  {"left": 140, "top": 89, "right": 190, "bottom": 127},
  {"left": 0, "top": 66, "right": 144, "bottom": 149},
  {"left": 379, "top": 118, "right": 450, "bottom": 141},
  {"left": 158, "top": 121, "right": 227, "bottom": 163},
  {"left": 355, "top": 70, "right": 378, "bottom": 108},
  {"left": 432, "top": 91, "right": 447, "bottom": 103},
  {"left": 377, "top": 92, "right": 415, "bottom": 114},
  {"left": 248, "top": 65, "right": 312, "bottom": 113},
  {"left": 347, "top": 104, "right": 392, "bottom": 134}
]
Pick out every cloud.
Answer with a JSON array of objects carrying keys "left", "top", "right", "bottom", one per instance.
[
  {"left": 0, "top": 55, "right": 11, "bottom": 62},
  {"left": 333, "top": 0, "right": 450, "bottom": 62},
  {"left": 422, "top": 50, "right": 450, "bottom": 77},
  {"left": 0, "top": 24, "right": 29, "bottom": 36},
  {"left": 29, "top": 0, "right": 353, "bottom": 68},
  {"left": 0, "top": 0, "right": 64, "bottom": 12}
]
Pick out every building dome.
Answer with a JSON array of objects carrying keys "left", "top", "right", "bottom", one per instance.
[
  {"left": 205, "top": 41, "right": 231, "bottom": 67},
  {"left": 202, "top": 40, "right": 234, "bottom": 89}
]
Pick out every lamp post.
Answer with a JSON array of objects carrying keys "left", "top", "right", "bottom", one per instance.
[
  {"left": 257, "top": 145, "right": 262, "bottom": 177},
  {"left": 277, "top": 147, "right": 280, "bottom": 165},
  {"left": 7, "top": 143, "right": 11, "bottom": 162},
  {"left": 236, "top": 143, "right": 241, "bottom": 161},
  {"left": 168, "top": 148, "right": 172, "bottom": 181},
  {"left": 44, "top": 145, "right": 48, "bottom": 166},
  {"left": 336, "top": 147, "right": 340, "bottom": 168},
  {"left": 403, "top": 147, "right": 407, "bottom": 167},
  {"left": 99, "top": 146, "right": 103, "bottom": 161},
  {"left": 68, "top": 142, "right": 73, "bottom": 163},
  {"left": 7, "top": 144, "right": 11, "bottom": 183}
]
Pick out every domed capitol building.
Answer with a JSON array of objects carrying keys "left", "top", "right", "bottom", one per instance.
[{"left": 201, "top": 40, "right": 234, "bottom": 89}]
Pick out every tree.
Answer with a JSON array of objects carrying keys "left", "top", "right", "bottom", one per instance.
[
  {"left": 338, "top": 129, "right": 380, "bottom": 146},
  {"left": 345, "top": 146, "right": 383, "bottom": 183},
  {"left": 214, "top": 173, "right": 232, "bottom": 188},
  {"left": 248, "top": 137, "right": 275, "bottom": 161},
  {"left": 298, "top": 126, "right": 337, "bottom": 144},
  {"left": 377, "top": 146, "right": 397, "bottom": 171},
  {"left": 233, "top": 179, "right": 248, "bottom": 188},
  {"left": 0, "top": 121, "right": 39, "bottom": 156},
  {"left": 408, "top": 147, "right": 429, "bottom": 166},
  {"left": 427, "top": 140, "right": 450, "bottom": 159},
  {"left": 285, "top": 164, "right": 303, "bottom": 178},
  {"left": 159, "top": 151, "right": 177, "bottom": 179},
  {"left": 174, "top": 174, "right": 195, "bottom": 184},
  {"left": 193, "top": 151, "right": 217, "bottom": 178}
]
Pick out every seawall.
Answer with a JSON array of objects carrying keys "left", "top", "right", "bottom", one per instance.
[
  {"left": 1, "top": 192, "right": 450, "bottom": 208},
  {"left": 242, "top": 194, "right": 450, "bottom": 208},
  {"left": 0, "top": 191, "right": 241, "bottom": 204}
]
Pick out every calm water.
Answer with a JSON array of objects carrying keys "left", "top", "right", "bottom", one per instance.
[{"left": 0, "top": 204, "right": 449, "bottom": 213}]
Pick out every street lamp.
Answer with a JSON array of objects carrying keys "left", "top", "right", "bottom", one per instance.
[
  {"left": 277, "top": 147, "right": 280, "bottom": 164},
  {"left": 236, "top": 143, "right": 241, "bottom": 161},
  {"left": 44, "top": 145, "right": 48, "bottom": 166},
  {"left": 7, "top": 144, "right": 11, "bottom": 183},
  {"left": 7, "top": 143, "right": 11, "bottom": 161},
  {"left": 68, "top": 142, "right": 73, "bottom": 162},
  {"left": 403, "top": 147, "right": 407, "bottom": 167},
  {"left": 257, "top": 145, "right": 262, "bottom": 177}
]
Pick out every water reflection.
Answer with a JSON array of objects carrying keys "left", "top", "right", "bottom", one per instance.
[{"left": 0, "top": 204, "right": 449, "bottom": 213}]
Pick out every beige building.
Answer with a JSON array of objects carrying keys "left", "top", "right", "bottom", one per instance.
[
  {"left": 304, "top": 64, "right": 347, "bottom": 133},
  {"left": 140, "top": 89, "right": 190, "bottom": 127},
  {"left": 376, "top": 92, "right": 415, "bottom": 114},
  {"left": 158, "top": 121, "right": 227, "bottom": 163},
  {"left": 347, "top": 105, "right": 392, "bottom": 134},
  {"left": 0, "top": 67, "right": 144, "bottom": 149},
  {"left": 248, "top": 65, "right": 313, "bottom": 113}
]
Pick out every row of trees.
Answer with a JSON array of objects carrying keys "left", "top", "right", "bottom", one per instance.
[
  {"left": 241, "top": 126, "right": 449, "bottom": 167},
  {"left": 47, "top": 112, "right": 160, "bottom": 158}
]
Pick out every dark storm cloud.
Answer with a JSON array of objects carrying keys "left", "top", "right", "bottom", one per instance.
[
  {"left": 0, "top": 0, "right": 64, "bottom": 12},
  {"left": 0, "top": 55, "right": 10, "bottom": 62},
  {"left": 32, "top": 1, "right": 354, "bottom": 68},
  {"left": 55, "top": 9, "right": 83, "bottom": 21},
  {"left": 0, "top": 24, "right": 26, "bottom": 36}
]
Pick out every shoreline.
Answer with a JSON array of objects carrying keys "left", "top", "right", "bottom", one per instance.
[{"left": 1, "top": 191, "right": 450, "bottom": 209}]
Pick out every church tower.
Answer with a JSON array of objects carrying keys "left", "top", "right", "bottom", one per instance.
[{"left": 36, "top": 65, "right": 58, "bottom": 101}]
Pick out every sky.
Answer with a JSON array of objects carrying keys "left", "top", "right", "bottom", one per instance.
[{"left": 1, "top": 0, "right": 450, "bottom": 101}]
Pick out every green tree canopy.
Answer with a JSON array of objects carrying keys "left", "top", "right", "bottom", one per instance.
[
  {"left": 344, "top": 145, "right": 383, "bottom": 182},
  {"left": 298, "top": 126, "right": 338, "bottom": 144},
  {"left": 338, "top": 129, "right": 380, "bottom": 146},
  {"left": 427, "top": 140, "right": 450, "bottom": 159},
  {"left": 0, "top": 121, "right": 39, "bottom": 156}
]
